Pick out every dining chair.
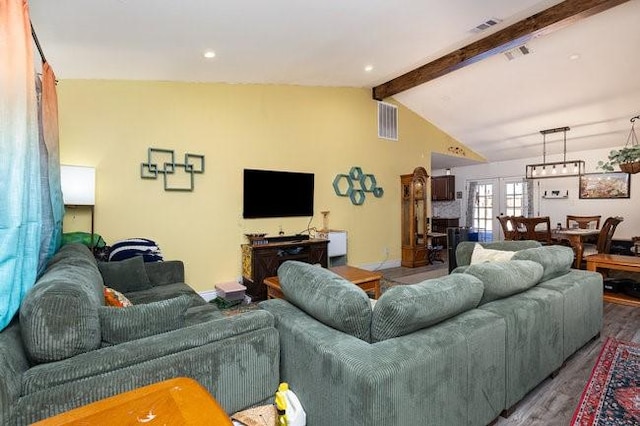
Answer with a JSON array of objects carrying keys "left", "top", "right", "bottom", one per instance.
[
  {"left": 632, "top": 236, "right": 640, "bottom": 257},
  {"left": 566, "top": 215, "right": 601, "bottom": 230},
  {"left": 581, "top": 216, "right": 624, "bottom": 262},
  {"left": 497, "top": 215, "right": 519, "bottom": 240},
  {"left": 514, "top": 216, "right": 553, "bottom": 245}
]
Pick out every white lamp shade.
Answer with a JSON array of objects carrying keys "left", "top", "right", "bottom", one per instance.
[{"left": 61, "top": 165, "right": 95, "bottom": 205}]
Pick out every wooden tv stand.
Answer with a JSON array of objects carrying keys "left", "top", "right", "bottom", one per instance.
[{"left": 241, "top": 236, "right": 328, "bottom": 300}]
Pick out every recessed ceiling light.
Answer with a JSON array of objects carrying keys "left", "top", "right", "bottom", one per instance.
[
  {"left": 364, "top": 65, "right": 373, "bottom": 72},
  {"left": 569, "top": 53, "right": 580, "bottom": 60},
  {"left": 203, "top": 51, "right": 216, "bottom": 59}
]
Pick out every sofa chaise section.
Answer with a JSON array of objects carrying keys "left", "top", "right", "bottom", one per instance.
[
  {"left": 454, "top": 241, "right": 602, "bottom": 412},
  {"left": 535, "top": 269, "right": 603, "bottom": 358},
  {"left": 456, "top": 241, "right": 603, "bottom": 360}
]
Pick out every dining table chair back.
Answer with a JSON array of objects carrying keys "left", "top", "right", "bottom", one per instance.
[
  {"left": 579, "top": 216, "right": 624, "bottom": 268},
  {"left": 566, "top": 215, "right": 601, "bottom": 230},
  {"left": 497, "top": 215, "right": 519, "bottom": 240},
  {"left": 632, "top": 236, "right": 640, "bottom": 256},
  {"left": 514, "top": 216, "right": 553, "bottom": 244},
  {"left": 596, "top": 216, "right": 624, "bottom": 254}
]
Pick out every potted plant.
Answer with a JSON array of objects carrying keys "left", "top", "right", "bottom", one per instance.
[
  {"left": 597, "top": 145, "right": 640, "bottom": 174},
  {"left": 598, "top": 115, "right": 640, "bottom": 174}
]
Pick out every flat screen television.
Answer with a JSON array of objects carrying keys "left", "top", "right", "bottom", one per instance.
[{"left": 243, "top": 169, "right": 314, "bottom": 219}]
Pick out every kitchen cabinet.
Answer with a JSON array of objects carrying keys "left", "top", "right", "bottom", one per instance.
[{"left": 431, "top": 175, "right": 455, "bottom": 201}]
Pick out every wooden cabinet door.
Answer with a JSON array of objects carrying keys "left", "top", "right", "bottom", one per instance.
[
  {"left": 431, "top": 176, "right": 455, "bottom": 201},
  {"left": 309, "top": 243, "right": 329, "bottom": 266},
  {"left": 242, "top": 240, "right": 329, "bottom": 301}
]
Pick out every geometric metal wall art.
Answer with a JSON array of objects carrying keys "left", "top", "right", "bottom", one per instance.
[
  {"left": 332, "top": 166, "right": 384, "bottom": 205},
  {"left": 140, "top": 148, "right": 205, "bottom": 192}
]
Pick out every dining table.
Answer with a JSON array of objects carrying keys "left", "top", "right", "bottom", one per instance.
[{"left": 551, "top": 228, "right": 600, "bottom": 268}]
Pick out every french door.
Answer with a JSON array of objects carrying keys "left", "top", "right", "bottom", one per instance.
[{"left": 469, "top": 178, "right": 529, "bottom": 241}]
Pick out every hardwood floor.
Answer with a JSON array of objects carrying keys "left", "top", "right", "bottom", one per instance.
[
  {"left": 495, "top": 302, "right": 640, "bottom": 426},
  {"left": 380, "top": 254, "right": 449, "bottom": 281}
]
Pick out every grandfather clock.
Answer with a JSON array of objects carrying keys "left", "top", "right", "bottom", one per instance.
[{"left": 401, "top": 167, "right": 429, "bottom": 267}]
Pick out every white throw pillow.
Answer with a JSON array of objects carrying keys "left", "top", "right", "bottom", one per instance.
[{"left": 470, "top": 243, "right": 516, "bottom": 264}]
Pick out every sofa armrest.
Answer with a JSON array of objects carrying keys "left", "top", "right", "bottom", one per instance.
[
  {"left": 144, "top": 260, "right": 184, "bottom": 286},
  {"left": 22, "top": 310, "right": 274, "bottom": 394},
  {"left": 0, "top": 320, "right": 29, "bottom": 425},
  {"left": 15, "top": 317, "right": 280, "bottom": 424}
]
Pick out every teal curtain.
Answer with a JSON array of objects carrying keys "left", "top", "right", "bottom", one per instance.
[{"left": 0, "top": 0, "right": 62, "bottom": 331}]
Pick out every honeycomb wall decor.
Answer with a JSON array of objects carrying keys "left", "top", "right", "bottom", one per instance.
[
  {"left": 141, "top": 148, "right": 205, "bottom": 192},
  {"left": 332, "top": 167, "right": 384, "bottom": 205}
]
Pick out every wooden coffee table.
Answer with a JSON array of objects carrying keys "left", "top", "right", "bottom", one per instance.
[{"left": 264, "top": 264, "right": 382, "bottom": 299}]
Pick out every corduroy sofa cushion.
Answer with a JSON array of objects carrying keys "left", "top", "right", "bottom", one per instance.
[
  {"left": 20, "top": 244, "right": 104, "bottom": 363},
  {"left": 278, "top": 261, "right": 372, "bottom": 342},
  {"left": 512, "top": 245, "right": 574, "bottom": 281},
  {"left": 98, "top": 256, "right": 152, "bottom": 293},
  {"left": 456, "top": 260, "right": 544, "bottom": 305},
  {"left": 370, "top": 273, "right": 484, "bottom": 342},
  {"left": 99, "top": 295, "right": 191, "bottom": 344}
]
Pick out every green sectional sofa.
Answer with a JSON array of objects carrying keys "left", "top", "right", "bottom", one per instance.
[
  {"left": 0, "top": 244, "right": 280, "bottom": 425},
  {"left": 259, "top": 241, "right": 603, "bottom": 426}
]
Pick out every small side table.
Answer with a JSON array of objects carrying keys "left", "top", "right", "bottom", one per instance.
[
  {"left": 264, "top": 265, "right": 382, "bottom": 299},
  {"left": 32, "top": 377, "right": 232, "bottom": 425},
  {"left": 427, "top": 232, "right": 447, "bottom": 264}
]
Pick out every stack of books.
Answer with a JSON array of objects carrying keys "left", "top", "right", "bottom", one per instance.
[{"left": 212, "top": 282, "right": 247, "bottom": 309}]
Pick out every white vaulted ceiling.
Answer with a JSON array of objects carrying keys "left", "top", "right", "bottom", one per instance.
[{"left": 28, "top": 0, "right": 640, "bottom": 166}]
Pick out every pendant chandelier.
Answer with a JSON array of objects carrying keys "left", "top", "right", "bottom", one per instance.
[{"left": 525, "top": 126, "right": 585, "bottom": 179}]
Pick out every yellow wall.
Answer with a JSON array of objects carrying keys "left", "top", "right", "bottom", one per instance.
[{"left": 58, "top": 80, "right": 479, "bottom": 291}]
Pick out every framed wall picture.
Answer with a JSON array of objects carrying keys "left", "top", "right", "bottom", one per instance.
[{"left": 579, "top": 172, "right": 630, "bottom": 199}]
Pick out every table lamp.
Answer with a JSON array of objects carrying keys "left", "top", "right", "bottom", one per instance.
[{"left": 60, "top": 165, "right": 96, "bottom": 247}]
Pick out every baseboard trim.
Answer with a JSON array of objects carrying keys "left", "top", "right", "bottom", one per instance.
[{"left": 359, "top": 259, "right": 400, "bottom": 271}]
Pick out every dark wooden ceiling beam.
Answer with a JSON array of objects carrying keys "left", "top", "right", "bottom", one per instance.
[{"left": 372, "top": 0, "right": 630, "bottom": 101}]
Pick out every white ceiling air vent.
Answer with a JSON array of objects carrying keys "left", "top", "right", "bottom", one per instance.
[
  {"left": 378, "top": 101, "right": 398, "bottom": 141},
  {"left": 470, "top": 18, "right": 502, "bottom": 33},
  {"left": 504, "top": 44, "right": 532, "bottom": 61}
]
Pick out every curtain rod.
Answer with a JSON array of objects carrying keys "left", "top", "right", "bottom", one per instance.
[{"left": 30, "top": 21, "right": 46, "bottom": 63}]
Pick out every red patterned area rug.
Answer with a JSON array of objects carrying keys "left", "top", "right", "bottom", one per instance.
[{"left": 571, "top": 338, "right": 640, "bottom": 425}]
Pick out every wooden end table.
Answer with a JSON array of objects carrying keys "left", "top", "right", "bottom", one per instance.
[{"left": 264, "top": 265, "right": 382, "bottom": 299}]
